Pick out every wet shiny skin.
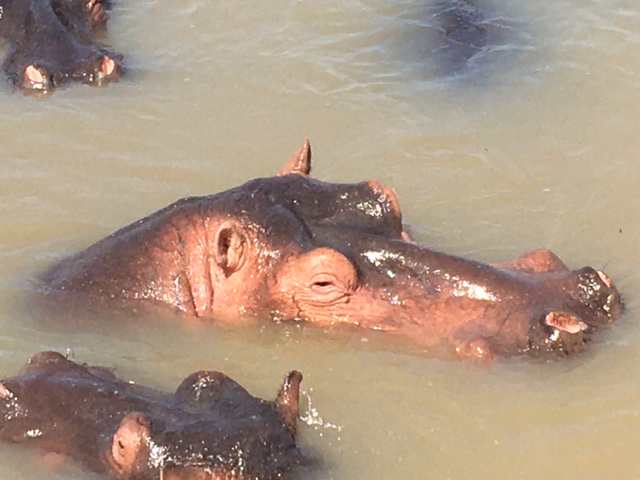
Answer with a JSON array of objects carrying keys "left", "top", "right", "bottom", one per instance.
[
  {"left": 0, "top": 352, "right": 302, "bottom": 480},
  {"left": 40, "top": 142, "right": 622, "bottom": 359},
  {"left": 0, "top": 0, "right": 639, "bottom": 478}
]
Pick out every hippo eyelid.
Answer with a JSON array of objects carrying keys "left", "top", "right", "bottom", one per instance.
[
  {"left": 308, "top": 273, "right": 341, "bottom": 290},
  {"left": 305, "top": 273, "right": 352, "bottom": 306}
]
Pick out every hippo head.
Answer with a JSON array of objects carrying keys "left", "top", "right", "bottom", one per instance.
[
  {"left": 0, "top": 352, "right": 303, "bottom": 479},
  {"left": 42, "top": 141, "right": 623, "bottom": 358},
  {"left": 105, "top": 371, "right": 303, "bottom": 480},
  {"left": 0, "top": 0, "right": 122, "bottom": 94}
]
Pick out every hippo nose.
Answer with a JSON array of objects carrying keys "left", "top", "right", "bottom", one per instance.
[
  {"left": 84, "top": 55, "right": 122, "bottom": 86},
  {"left": 575, "top": 267, "right": 623, "bottom": 323}
]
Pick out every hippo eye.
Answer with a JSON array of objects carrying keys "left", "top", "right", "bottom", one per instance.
[
  {"left": 307, "top": 274, "right": 351, "bottom": 305},
  {"left": 309, "top": 274, "right": 339, "bottom": 292}
]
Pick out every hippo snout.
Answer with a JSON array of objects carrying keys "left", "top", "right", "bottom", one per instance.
[
  {"left": 573, "top": 267, "right": 623, "bottom": 325},
  {"left": 526, "top": 267, "right": 623, "bottom": 356}
]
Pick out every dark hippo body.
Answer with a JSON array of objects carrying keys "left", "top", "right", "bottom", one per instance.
[
  {"left": 0, "top": 351, "right": 303, "bottom": 480},
  {"left": 0, "top": 0, "right": 121, "bottom": 94},
  {"left": 401, "top": 0, "right": 522, "bottom": 79},
  {"left": 433, "top": 0, "right": 488, "bottom": 64},
  {"left": 41, "top": 141, "right": 623, "bottom": 359}
]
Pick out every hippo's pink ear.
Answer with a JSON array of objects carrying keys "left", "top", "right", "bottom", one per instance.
[
  {"left": 214, "top": 223, "right": 247, "bottom": 276},
  {"left": 109, "top": 412, "right": 150, "bottom": 475},
  {"left": 0, "top": 381, "right": 12, "bottom": 400},
  {"left": 279, "top": 139, "right": 311, "bottom": 176}
]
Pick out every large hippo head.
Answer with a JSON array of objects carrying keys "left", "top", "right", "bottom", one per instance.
[
  {"left": 0, "top": 0, "right": 122, "bottom": 94},
  {"left": 41, "top": 141, "right": 623, "bottom": 359},
  {"left": 0, "top": 351, "right": 303, "bottom": 479}
]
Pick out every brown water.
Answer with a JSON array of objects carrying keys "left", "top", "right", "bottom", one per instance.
[{"left": 0, "top": 0, "right": 639, "bottom": 478}]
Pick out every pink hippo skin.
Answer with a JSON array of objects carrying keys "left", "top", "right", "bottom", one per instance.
[
  {"left": 41, "top": 141, "right": 623, "bottom": 359},
  {"left": 0, "top": 351, "right": 303, "bottom": 480},
  {"left": 0, "top": 0, "right": 122, "bottom": 94}
]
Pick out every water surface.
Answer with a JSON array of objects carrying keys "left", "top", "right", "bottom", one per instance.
[{"left": 0, "top": 0, "right": 639, "bottom": 478}]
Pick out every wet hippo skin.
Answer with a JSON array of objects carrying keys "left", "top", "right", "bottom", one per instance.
[
  {"left": 41, "top": 141, "right": 624, "bottom": 359},
  {"left": 0, "top": 351, "right": 303, "bottom": 479},
  {"left": 401, "top": 0, "right": 523, "bottom": 80},
  {"left": 429, "top": 0, "right": 491, "bottom": 75},
  {"left": 0, "top": 0, "right": 122, "bottom": 94}
]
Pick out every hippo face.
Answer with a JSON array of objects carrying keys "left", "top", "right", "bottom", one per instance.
[
  {"left": 41, "top": 141, "right": 623, "bottom": 359},
  {"left": 0, "top": 0, "right": 122, "bottom": 94},
  {"left": 0, "top": 351, "right": 302, "bottom": 479}
]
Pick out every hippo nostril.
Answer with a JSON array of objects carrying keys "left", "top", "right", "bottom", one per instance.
[
  {"left": 544, "top": 312, "right": 587, "bottom": 334},
  {"left": 101, "top": 56, "right": 116, "bottom": 76},
  {"left": 24, "top": 65, "right": 45, "bottom": 87}
]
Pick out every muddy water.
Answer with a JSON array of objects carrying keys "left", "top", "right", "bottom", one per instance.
[{"left": 0, "top": 0, "right": 639, "bottom": 478}]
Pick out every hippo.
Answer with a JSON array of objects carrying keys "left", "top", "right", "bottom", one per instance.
[
  {"left": 0, "top": 351, "right": 303, "bottom": 479},
  {"left": 401, "top": 0, "right": 520, "bottom": 79},
  {"left": 433, "top": 0, "right": 489, "bottom": 63},
  {"left": 0, "top": 0, "right": 122, "bottom": 94},
  {"left": 40, "top": 141, "right": 623, "bottom": 359}
]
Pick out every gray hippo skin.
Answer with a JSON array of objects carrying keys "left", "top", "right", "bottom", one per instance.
[
  {"left": 41, "top": 141, "right": 623, "bottom": 359},
  {"left": 0, "top": 351, "right": 303, "bottom": 479},
  {"left": 402, "top": 0, "right": 522, "bottom": 78},
  {"left": 0, "top": 0, "right": 121, "bottom": 94}
]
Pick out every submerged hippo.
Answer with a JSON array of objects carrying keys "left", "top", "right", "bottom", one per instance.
[
  {"left": 41, "top": 141, "right": 623, "bottom": 359},
  {"left": 0, "top": 0, "right": 122, "bottom": 94},
  {"left": 0, "top": 351, "right": 303, "bottom": 479},
  {"left": 400, "top": 0, "right": 522, "bottom": 79}
]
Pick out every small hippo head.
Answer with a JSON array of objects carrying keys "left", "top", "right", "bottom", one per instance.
[
  {"left": 105, "top": 371, "right": 303, "bottom": 480},
  {"left": 1, "top": 0, "right": 122, "bottom": 94},
  {"left": 0, "top": 352, "right": 303, "bottom": 480}
]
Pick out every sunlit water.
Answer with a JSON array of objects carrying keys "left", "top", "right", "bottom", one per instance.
[{"left": 0, "top": 0, "right": 639, "bottom": 478}]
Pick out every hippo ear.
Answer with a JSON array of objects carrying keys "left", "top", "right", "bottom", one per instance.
[
  {"left": 0, "top": 381, "right": 14, "bottom": 402},
  {"left": 109, "top": 412, "right": 150, "bottom": 475},
  {"left": 279, "top": 139, "right": 311, "bottom": 176},
  {"left": 275, "top": 371, "right": 303, "bottom": 435},
  {"left": 214, "top": 223, "right": 247, "bottom": 276}
]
